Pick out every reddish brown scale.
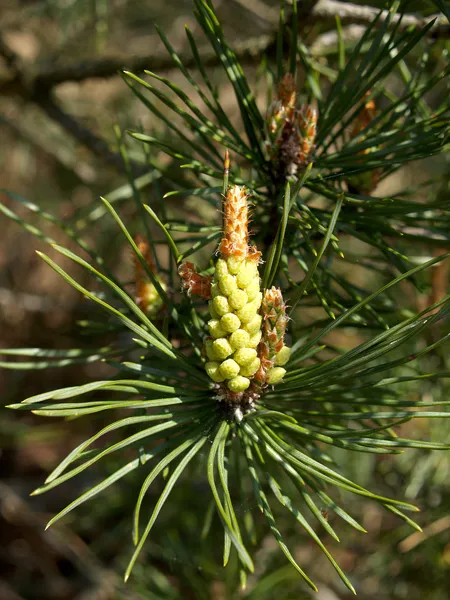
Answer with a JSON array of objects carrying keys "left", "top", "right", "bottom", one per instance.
[
  {"left": 296, "top": 105, "right": 318, "bottom": 167},
  {"left": 266, "top": 74, "right": 297, "bottom": 141},
  {"left": 135, "top": 234, "right": 156, "bottom": 274},
  {"left": 178, "top": 261, "right": 212, "bottom": 299},
  {"left": 278, "top": 72, "right": 296, "bottom": 119},
  {"left": 223, "top": 148, "right": 230, "bottom": 176},
  {"left": 348, "top": 91, "right": 380, "bottom": 193},
  {"left": 253, "top": 286, "right": 288, "bottom": 387},
  {"left": 269, "top": 95, "right": 317, "bottom": 177},
  {"left": 134, "top": 234, "right": 156, "bottom": 311},
  {"left": 351, "top": 92, "right": 376, "bottom": 138}
]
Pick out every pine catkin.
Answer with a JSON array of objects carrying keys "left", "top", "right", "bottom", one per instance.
[
  {"left": 178, "top": 180, "right": 291, "bottom": 408},
  {"left": 134, "top": 234, "right": 165, "bottom": 317},
  {"left": 202, "top": 185, "right": 263, "bottom": 394},
  {"left": 202, "top": 185, "right": 290, "bottom": 402},
  {"left": 266, "top": 72, "right": 318, "bottom": 179},
  {"left": 254, "top": 286, "right": 291, "bottom": 387}
]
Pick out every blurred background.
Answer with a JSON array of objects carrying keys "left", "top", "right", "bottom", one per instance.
[{"left": 1, "top": 1, "right": 449, "bottom": 598}]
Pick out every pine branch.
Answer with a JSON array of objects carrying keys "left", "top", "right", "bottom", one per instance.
[
  {"left": 36, "top": 95, "right": 139, "bottom": 172},
  {"left": 0, "top": 112, "right": 96, "bottom": 183},
  {"left": 20, "top": 35, "right": 272, "bottom": 92},
  {"left": 1, "top": 3, "right": 448, "bottom": 98},
  {"left": 0, "top": 32, "right": 142, "bottom": 173},
  {"left": 308, "top": 0, "right": 450, "bottom": 36},
  {"left": 3, "top": 2, "right": 450, "bottom": 592}
]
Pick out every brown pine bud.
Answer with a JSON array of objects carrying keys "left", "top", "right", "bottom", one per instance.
[
  {"left": 296, "top": 104, "right": 318, "bottom": 167},
  {"left": 178, "top": 261, "right": 212, "bottom": 299},
  {"left": 348, "top": 92, "right": 380, "bottom": 194},
  {"left": 278, "top": 72, "right": 296, "bottom": 115},
  {"left": 134, "top": 234, "right": 165, "bottom": 316}
]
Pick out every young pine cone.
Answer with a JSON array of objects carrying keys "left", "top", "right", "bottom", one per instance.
[
  {"left": 179, "top": 182, "right": 292, "bottom": 407},
  {"left": 204, "top": 185, "right": 262, "bottom": 393}
]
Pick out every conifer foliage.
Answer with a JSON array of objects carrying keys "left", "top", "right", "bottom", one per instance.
[{"left": 2, "top": 0, "right": 450, "bottom": 594}]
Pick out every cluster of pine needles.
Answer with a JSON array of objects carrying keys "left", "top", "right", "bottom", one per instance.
[{"left": 1, "top": 0, "right": 450, "bottom": 594}]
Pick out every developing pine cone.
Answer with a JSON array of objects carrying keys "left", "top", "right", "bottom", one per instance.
[
  {"left": 134, "top": 234, "right": 165, "bottom": 317},
  {"left": 267, "top": 73, "right": 317, "bottom": 179},
  {"left": 202, "top": 185, "right": 291, "bottom": 405}
]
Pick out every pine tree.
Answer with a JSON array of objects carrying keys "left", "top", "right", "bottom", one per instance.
[{"left": 2, "top": 1, "right": 450, "bottom": 595}]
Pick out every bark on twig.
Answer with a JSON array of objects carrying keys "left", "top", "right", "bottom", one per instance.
[
  {"left": 4, "top": 3, "right": 447, "bottom": 93},
  {"left": 0, "top": 32, "right": 141, "bottom": 173},
  {"left": 1, "top": 1, "right": 449, "bottom": 170},
  {"left": 31, "top": 35, "right": 272, "bottom": 91},
  {"left": 304, "top": 0, "right": 449, "bottom": 35},
  {"left": 36, "top": 95, "right": 137, "bottom": 172}
]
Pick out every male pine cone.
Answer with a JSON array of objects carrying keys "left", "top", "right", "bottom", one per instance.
[{"left": 203, "top": 185, "right": 291, "bottom": 399}]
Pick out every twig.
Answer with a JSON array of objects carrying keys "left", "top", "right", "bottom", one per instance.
[
  {"left": 230, "top": 0, "right": 281, "bottom": 24},
  {"left": 0, "top": 32, "right": 142, "bottom": 173},
  {"left": 0, "top": 33, "right": 19, "bottom": 70},
  {"left": 0, "top": 286, "right": 56, "bottom": 313},
  {"left": 399, "top": 516, "right": 450, "bottom": 553},
  {"left": 31, "top": 35, "right": 272, "bottom": 91},
  {"left": 36, "top": 94, "right": 141, "bottom": 172},
  {"left": 306, "top": 0, "right": 449, "bottom": 35},
  {"left": 310, "top": 25, "right": 366, "bottom": 54},
  {"left": 0, "top": 112, "right": 97, "bottom": 183},
  {"left": 4, "top": 2, "right": 448, "bottom": 93}
]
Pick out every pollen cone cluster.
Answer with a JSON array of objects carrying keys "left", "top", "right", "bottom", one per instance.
[
  {"left": 204, "top": 186, "right": 263, "bottom": 394},
  {"left": 203, "top": 185, "right": 290, "bottom": 402},
  {"left": 134, "top": 234, "right": 165, "bottom": 317},
  {"left": 178, "top": 261, "right": 212, "bottom": 299},
  {"left": 266, "top": 72, "right": 317, "bottom": 178},
  {"left": 254, "top": 286, "right": 291, "bottom": 386}
]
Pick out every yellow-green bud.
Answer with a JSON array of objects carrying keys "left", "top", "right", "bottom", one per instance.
[
  {"left": 205, "top": 247, "right": 264, "bottom": 389},
  {"left": 212, "top": 338, "right": 233, "bottom": 359},
  {"left": 208, "top": 319, "right": 227, "bottom": 338},
  {"left": 236, "top": 303, "right": 258, "bottom": 323},
  {"left": 227, "top": 376, "right": 250, "bottom": 392},
  {"left": 245, "top": 278, "right": 260, "bottom": 301},
  {"left": 215, "top": 258, "right": 228, "bottom": 279},
  {"left": 233, "top": 348, "right": 257, "bottom": 366},
  {"left": 248, "top": 330, "right": 262, "bottom": 348},
  {"left": 205, "top": 339, "right": 220, "bottom": 361},
  {"left": 205, "top": 361, "right": 225, "bottom": 382},
  {"left": 229, "top": 329, "right": 251, "bottom": 350},
  {"left": 220, "top": 312, "right": 241, "bottom": 333},
  {"left": 239, "top": 357, "right": 261, "bottom": 377},
  {"left": 251, "top": 292, "right": 263, "bottom": 310},
  {"left": 212, "top": 295, "right": 230, "bottom": 316},
  {"left": 266, "top": 367, "right": 286, "bottom": 384},
  {"left": 227, "top": 256, "right": 244, "bottom": 274},
  {"left": 219, "top": 274, "right": 238, "bottom": 296},
  {"left": 219, "top": 358, "right": 240, "bottom": 379},
  {"left": 275, "top": 346, "right": 291, "bottom": 366},
  {"left": 228, "top": 289, "right": 248, "bottom": 310},
  {"left": 244, "top": 314, "right": 263, "bottom": 334},
  {"left": 236, "top": 262, "right": 258, "bottom": 288}
]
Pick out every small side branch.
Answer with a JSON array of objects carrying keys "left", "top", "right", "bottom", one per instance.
[
  {"left": 0, "top": 32, "right": 141, "bottom": 173},
  {"left": 36, "top": 95, "right": 139, "bottom": 172},
  {"left": 307, "top": 0, "right": 449, "bottom": 36},
  {"left": 30, "top": 35, "right": 272, "bottom": 91}
]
